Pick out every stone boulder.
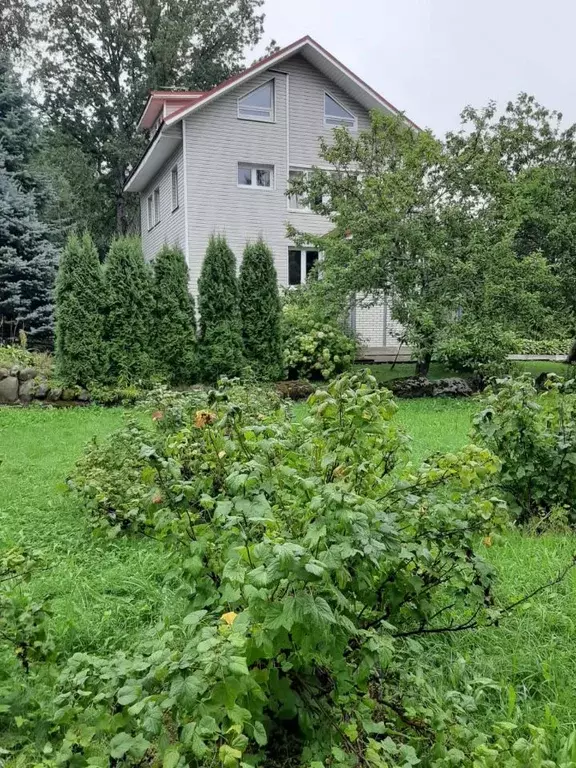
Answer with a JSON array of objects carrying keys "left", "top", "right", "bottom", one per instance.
[
  {"left": 385, "top": 376, "right": 474, "bottom": 398},
  {"left": 18, "top": 367, "right": 38, "bottom": 382},
  {"left": 47, "top": 387, "right": 63, "bottom": 402},
  {"left": 276, "top": 380, "right": 316, "bottom": 400},
  {"left": 0, "top": 376, "right": 19, "bottom": 404},
  {"left": 0, "top": 368, "right": 9, "bottom": 380},
  {"left": 18, "top": 379, "right": 36, "bottom": 403}
]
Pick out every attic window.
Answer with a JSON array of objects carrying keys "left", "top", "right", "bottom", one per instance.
[
  {"left": 324, "top": 93, "right": 356, "bottom": 129},
  {"left": 238, "top": 80, "right": 274, "bottom": 122}
]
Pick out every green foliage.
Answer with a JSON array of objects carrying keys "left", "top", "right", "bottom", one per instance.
[
  {"left": 283, "top": 302, "right": 356, "bottom": 380},
  {"left": 474, "top": 375, "right": 576, "bottom": 524},
  {"left": 55, "top": 233, "right": 107, "bottom": 386},
  {"left": 58, "top": 372, "right": 521, "bottom": 766},
  {"left": 104, "top": 236, "right": 154, "bottom": 383},
  {"left": 436, "top": 321, "right": 517, "bottom": 379},
  {"left": 153, "top": 245, "right": 197, "bottom": 384},
  {"left": 198, "top": 236, "right": 244, "bottom": 381},
  {"left": 239, "top": 240, "right": 283, "bottom": 380},
  {"left": 0, "top": 344, "right": 52, "bottom": 374},
  {"left": 516, "top": 338, "right": 571, "bottom": 356}
]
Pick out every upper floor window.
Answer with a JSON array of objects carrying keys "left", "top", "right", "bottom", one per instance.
[
  {"left": 288, "top": 168, "right": 327, "bottom": 212},
  {"left": 147, "top": 187, "right": 161, "bottom": 230},
  {"left": 238, "top": 163, "right": 274, "bottom": 189},
  {"left": 324, "top": 92, "right": 356, "bottom": 129},
  {"left": 238, "top": 80, "right": 275, "bottom": 122},
  {"left": 171, "top": 166, "right": 179, "bottom": 211}
]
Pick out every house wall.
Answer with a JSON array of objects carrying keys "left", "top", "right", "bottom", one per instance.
[
  {"left": 140, "top": 141, "right": 186, "bottom": 262},
  {"left": 183, "top": 53, "right": 372, "bottom": 293}
]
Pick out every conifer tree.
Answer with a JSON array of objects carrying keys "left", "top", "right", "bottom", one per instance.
[
  {"left": 55, "top": 232, "right": 107, "bottom": 386},
  {"left": 105, "top": 237, "right": 154, "bottom": 382},
  {"left": 197, "top": 235, "right": 244, "bottom": 381},
  {"left": 153, "top": 245, "right": 197, "bottom": 384},
  {"left": 239, "top": 239, "right": 283, "bottom": 380}
]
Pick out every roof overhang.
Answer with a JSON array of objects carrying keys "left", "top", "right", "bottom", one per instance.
[
  {"left": 137, "top": 91, "right": 205, "bottom": 130},
  {"left": 125, "top": 36, "right": 419, "bottom": 193},
  {"left": 125, "top": 124, "right": 182, "bottom": 192}
]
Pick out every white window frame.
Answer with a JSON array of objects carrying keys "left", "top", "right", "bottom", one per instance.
[
  {"left": 147, "top": 194, "right": 154, "bottom": 230},
  {"left": 237, "top": 163, "right": 275, "bottom": 190},
  {"left": 153, "top": 187, "right": 161, "bottom": 226},
  {"left": 288, "top": 248, "right": 321, "bottom": 286},
  {"left": 171, "top": 166, "right": 179, "bottom": 212},
  {"left": 288, "top": 166, "right": 333, "bottom": 213},
  {"left": 324, "top": 91, "right": 357, "bottom": 130},
  {"left": 237, "top": 79, "right": 275, "bottom": 123}
]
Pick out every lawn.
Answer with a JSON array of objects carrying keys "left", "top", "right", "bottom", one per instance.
[{"left": 1, "top": 395, "right": 576, "bottom": 741}]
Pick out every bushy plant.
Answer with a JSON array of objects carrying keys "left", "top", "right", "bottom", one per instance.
[
  {"left": 104, "top": 237, "right": 154, "bottom": 383},
  {"left": 59, "top": 372, "right": 522, "bottom": 766},
  {"left": 474, "top": 374, "right": 576, "bottom": 524},
  {"left": 516, "top": 338, "right": 571, "bottom": 356},
  {"left": 153, "top": 245, "right": 197, "bottom": 384},
  {"left": 0, "top": 344, "right": 52, "bottom": 374},
  {"left": 239, "top": 240, "right": 283, "bottom": 380},
  {"left": 283, "top": 302, "right": 356, "bottom": 380},
  {"left": 198, "top": 235, "right": 244, "bottom": 381},
  {"left": 55, "top": 232, "right": 107, "bottom": 386},
  {"left": 437, "top": 320, "right": 517, "bottom": 380}
]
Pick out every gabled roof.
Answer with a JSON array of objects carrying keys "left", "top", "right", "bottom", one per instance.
[
  {"left": 125, "top": 36, "right": 419, "bottom": 192},
  {"left": 137, "top": 90, "right": 205, "bottom": 130}
]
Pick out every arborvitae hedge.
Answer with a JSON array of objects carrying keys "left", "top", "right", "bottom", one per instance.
[
  {"left": 153, "top": 245, "right": 197, "bottom": 384},
  {"left": 197, "top": 235, "right": 244, "bottom": 381},
  {"left": 239, "top": 240, "right": 283, "bottom": 380},
  {"left": 105, "top": 237, "right": 154, "bottom": 382},
  {"left": 55, "top": 232, "right": 107, "bottom": 386}
]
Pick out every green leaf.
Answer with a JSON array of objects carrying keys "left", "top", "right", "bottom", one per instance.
[
  {"left": 253, "top": 721, "right": 267, "bottom": 746},
  {"left": 183, "top": 609, "right": 207, "bottom": 627},
  {"left": 163, "top": 745, "right": 180, "bottom": 768},
  {"left": 109, "top": 732, "right": 133, "bottom": 759}
]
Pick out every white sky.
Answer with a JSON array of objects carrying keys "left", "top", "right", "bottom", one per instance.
[{"left": 256, "top": 0, "right": 576, "bottom": 135}]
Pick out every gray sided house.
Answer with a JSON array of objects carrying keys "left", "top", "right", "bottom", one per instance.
[{"left": 125, "top": 36, "right": 417, "bottom": 352}]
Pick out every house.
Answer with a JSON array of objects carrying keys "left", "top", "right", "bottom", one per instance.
[{"left": 124, "top": 36, "right": 417, "bottom": 354}]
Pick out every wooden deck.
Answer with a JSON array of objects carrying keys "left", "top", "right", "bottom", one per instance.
[{"left": 357, "top": 346, "right": 415, "bottom": 363}]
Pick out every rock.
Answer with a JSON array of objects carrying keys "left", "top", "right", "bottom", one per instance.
[
  {"left": 47, "top": 387, "right": 63, "bottom": 402},
  {"left": 62, "top": 388, "right": 77, "bottom": 401},
  {"left": 275, "top": 380, "right": 316, "bottom": 400},
  {"left": 0, "top": 368, "right": 9, "bottom": 380},
  {"left": 432, "top": 377, "right": 474, "bottom": 398},
  {"left": 385, "top": 376, "right": 474, "bottom": 398},
  {"left": 10, "top": 365, "right": 19, "bottom": 376},
  {"left": 385, "top": 376, "right": 435, "bottom": 398},
  {"left": 18, "top": 379, "right": 36, "bottom": 403},
  {"left": 0, "top": 376, "right": 19, "bottom": 404},
  {"left": 35, "top": 379, "right": 50, "bottom": 399},
  {"left": 77, "top": 389, "right": 90, "bottom": 402},
  {"left": 18, "top": 367, "right": 38, "bottom": 382}
]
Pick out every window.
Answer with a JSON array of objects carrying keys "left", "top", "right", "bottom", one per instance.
[
  {"left": 153, "top": 187, "right": 161, "bottom": 224},
  {"left": 147, "top": 194, "right": 154, "bottom": 230},
  {"left": 288, "top": 249, "right": 319, "bottom": 286},
  {"left": 288, "top": 168, "right": 324, "bottom": 211},
  {"left": 238, "top": 80, "right": 275, "bottom": 122},
  {"left": 237, "top": 163, "right": 274, "bottom": 188},
  {"left": 324, "top": 92, "right": 356, "bottom": 128},
  {"left": 171, "top": 166, "right": 179, "bottom": 211}
]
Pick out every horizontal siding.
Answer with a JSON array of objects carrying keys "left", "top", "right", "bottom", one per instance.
[{"left": 140, "top": 140, "right": 185, "bottom": 262}]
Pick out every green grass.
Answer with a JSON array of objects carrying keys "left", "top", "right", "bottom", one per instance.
[
  {"left": 2, "top": 395, "right": 576, "bottom": 737},
  {"left": 0, "top": 406, "right": 178, "bottom": 655}
]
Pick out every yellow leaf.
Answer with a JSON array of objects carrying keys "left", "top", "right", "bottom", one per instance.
[
  {"left": 221, "top": 611, "right": 238, "bottom": 626},
  {"left": 483, "top": 536, "right": 493, "bottom": 548}
]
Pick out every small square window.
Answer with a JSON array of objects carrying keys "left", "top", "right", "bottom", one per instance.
[
  {"left": 238, "top": 163, "right": 274, "bottom": 189},
  {"left": 256, "top": 168, "right": 271, "bottom": 187}
]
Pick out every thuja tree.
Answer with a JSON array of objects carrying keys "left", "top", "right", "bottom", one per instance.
[
  {"left": 197, "top": 235, "right": 244, "bottom": 381},
  {"left": 55, "top": 232, "right": 107, "bottom": 386},
  {"left": 104, "top": 237, "right": 154, "bottom": 382},
  {"left": 153, "top": 245, "right": 197, "bottom": 384},
  {"left": 239, "top": 239, "right": 283, "bottom": 380}
]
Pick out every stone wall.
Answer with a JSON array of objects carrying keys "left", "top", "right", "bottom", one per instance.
[{"left": 0, "top": 366, "right": 90, "bottom": 405}]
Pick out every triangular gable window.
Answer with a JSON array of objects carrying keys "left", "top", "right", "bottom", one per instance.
[
  {"left": 324, "top": 93, "right": 356, "bottom": 128},
  {"left": 238, "top": 80, "right": 274, "bottom": 122}
]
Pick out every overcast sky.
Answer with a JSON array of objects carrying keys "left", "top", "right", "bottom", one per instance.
[{"left": 256, "top": 0, "right": 576, "bottom": 135}]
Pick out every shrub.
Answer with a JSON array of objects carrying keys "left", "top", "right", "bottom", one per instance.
[
  {"left": 239, "top": 240, "right": 283, "bottom": 380},
  {"left": 0, "top": 344, "right": 52, "bottom": 375},
  {"left": 437, "top": 320, "right": 517, "bottom": 379},
  {"left": 515, "top": 338, "right": 571, "bottom": 356},
  {"left": 60, "top": 372, "right": 519, "bottom": 766},
  {"left": 152, "top": 245, "right": 197, "bottom": 384},
  {"left": 104, "top": 237, "right": 154, "bottom": 383},
  {"left": 198, "top": 236, "right": 244, "bottom": 381},
  {"left": 473, "top": 374, "right": 576, "bottom": 524},
  {"left": 55, "top": 232, "right": 107, "bottom": 386},
  {"left": 283, "top": 303, "right": 356, "bottom": 380}
]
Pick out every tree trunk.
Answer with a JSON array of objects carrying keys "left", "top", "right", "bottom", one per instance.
[
  {"left": 415, "top": 352, "right": 431, "bottom": 377},
  {"left": 567, "top": 339, "right": 576, "bottom": 364}
]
